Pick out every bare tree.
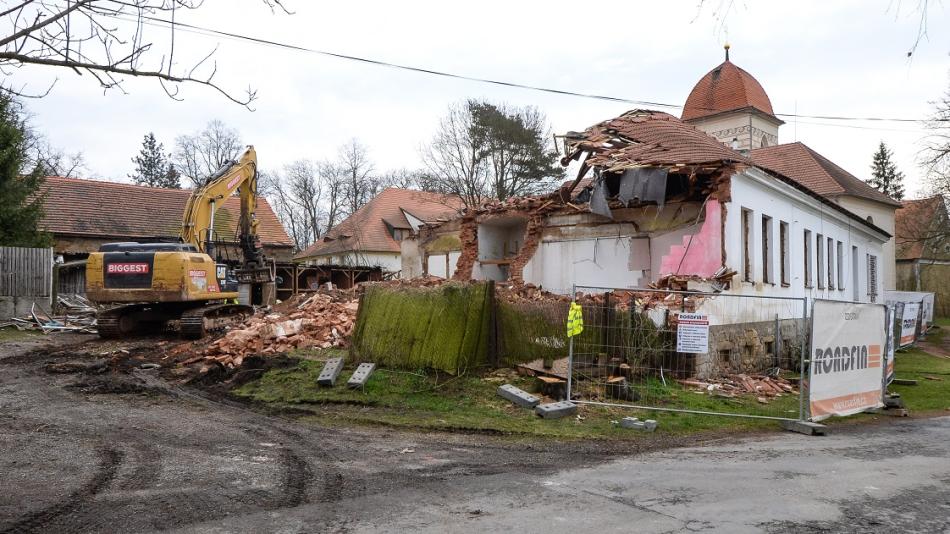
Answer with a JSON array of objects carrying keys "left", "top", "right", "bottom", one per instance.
[
  {"left": 420, "top": 101, "right": 487, "bottom": 208},
  {"left": 0, "top": 1, "right": 289, "bottom": 105},
  {"left": 336, "top": 139, "right": 376, "bottom": 216},
  {"left": 33, "top": 140, "right": 86, "bottom": 178},
  {"left": 172, "top": 119, "right": 243, "bottom": 186},
  {"left": 421, "top": 99, "right": 563, "bottom": 209},
  {"left": 321, "top": 161, "right": 346, "bottom": 234}
]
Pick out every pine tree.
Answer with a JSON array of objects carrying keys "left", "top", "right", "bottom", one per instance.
[
  {"left": 0, "top": 94, "right": 52, "bottom": 247},
  {"left": 868, "top": 141, "right": 905, "bottom": 200},
  {"left": 130, "top": 133, "right": 180, "bottom": 188}
]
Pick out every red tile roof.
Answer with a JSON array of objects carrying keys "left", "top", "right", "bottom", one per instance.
[
  {"left": 565, "top": 109, "right": 753, "bottom": 169},
  {"left": 682, "top": 61, "right": 778, "bottom": 122},
  {"left": 38, "top": 176, "right": 293, "bottom": 247},
  {"left": 895, "top": 196, "right": 950, "bottom": 260},
  {"left": 295, "top": 188, "right": 463, "bottom": 259},
  {"left": 751, "top": 142, "right": 901, "bottom": 207}
]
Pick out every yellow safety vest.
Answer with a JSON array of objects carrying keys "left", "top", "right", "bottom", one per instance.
[{"left": 567, "top": 301, "right": 584, "bottom": 337}]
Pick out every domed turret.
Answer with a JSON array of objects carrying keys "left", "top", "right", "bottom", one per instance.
[{"left": 682, "top": 46, "right": 783, "bottom": 151}]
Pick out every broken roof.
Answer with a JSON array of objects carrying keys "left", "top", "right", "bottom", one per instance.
[
  {"left": 895, "top": 196, "right": 950, "bottom": 260},
  {"left": 564, "top": 109, "right": 753, "bottom": 171},
  {"left": 295, "top": 188, "right": 462, "bottom": 260},
  {"left": 751, "top": 142, "right": 901, "bottom": 207},
  {"left": 39, "top": 176, "right": 293, "bottom": 247},
  {"left": 561, "top": 110, "right": 890, "bottom": 237}
]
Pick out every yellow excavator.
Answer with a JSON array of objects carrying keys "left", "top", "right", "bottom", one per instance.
[{"left": 86, "top": 146, "right": 274, "bottom": 338}]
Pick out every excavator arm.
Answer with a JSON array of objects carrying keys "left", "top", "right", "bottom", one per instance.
[{"left": 179, "top": 146, "right": 263, "bottom": 266}]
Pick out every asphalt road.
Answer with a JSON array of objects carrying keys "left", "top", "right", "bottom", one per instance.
[{"left": 1, "top": 338, "right": 948, "bottom": 533}]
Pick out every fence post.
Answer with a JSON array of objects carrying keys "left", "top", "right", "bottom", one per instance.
[
  {"left": 487, "top": 280, "right": 498, "bottom": 368},
  {"left": 567, "top": 283, "right": 575, "bottom": 401},
  {"left": 798, "top": 297, "right": 809, "bottom": 421}
]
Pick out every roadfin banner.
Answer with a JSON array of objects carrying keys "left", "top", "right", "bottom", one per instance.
[{"left": 808, "top": 300, "right": 886, "bottom": 421}]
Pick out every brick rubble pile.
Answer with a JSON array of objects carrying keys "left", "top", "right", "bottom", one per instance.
[
  {"left": 677, "top": 373, "right": 798, "bottom": 404},
  {"left": 184, "top": 293, "right": 359, "bottom": 368}
]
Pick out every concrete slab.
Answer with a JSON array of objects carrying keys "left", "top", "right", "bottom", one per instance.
[
  {"left": 497, "top": 384, "right": 540, "bottom": 408},
  {"left": 782, "top": 420, "right": 828, "bottom": 436},
  {"left": 619, "top": 417, "right": 658, "bottom": 432},
  {"left": 317, "top": 357, "right": 344, "bottom": 386},
  {"left": 535, "top": 401, "right": 577, "bottom": 419},
  {"left": 347, "top": 362, "right": 376, "bottom": 389}
]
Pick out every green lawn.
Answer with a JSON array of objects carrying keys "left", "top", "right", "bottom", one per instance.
[
  {"left": 233, "top": 327, "right": 950, "bottom": 440},
  {"left": 235, "top": 349, "right": 796, "bottom": 439},
  {"left": 890, "top": 347, "right": 950, "bottom": 413}
]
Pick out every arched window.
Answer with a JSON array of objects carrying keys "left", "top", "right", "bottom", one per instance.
[{"left": 760, "top": 134, "right": 769, "bottom": 148}]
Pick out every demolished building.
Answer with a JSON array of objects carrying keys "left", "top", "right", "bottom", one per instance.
[{"left": 401, "top": 109, "right": 890, "bottom": 377}]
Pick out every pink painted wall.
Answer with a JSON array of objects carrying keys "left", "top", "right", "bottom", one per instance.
[{"left": 658, "top": 201, "right": 723, "bottom": 277}]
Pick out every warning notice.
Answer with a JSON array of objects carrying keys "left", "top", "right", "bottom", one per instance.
[{"left": 676, "top": 313, "right": 709, "bottom": 354}]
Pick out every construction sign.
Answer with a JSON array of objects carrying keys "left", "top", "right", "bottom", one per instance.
[
  {"left": 809, "top": 300, "right": 886, "bottom": 421},
  {"left": 676, "top": 313, "right": 710, "bottom": 354},
  {"left": 567, "top": 302, "right": 584, "bottom": 337}
]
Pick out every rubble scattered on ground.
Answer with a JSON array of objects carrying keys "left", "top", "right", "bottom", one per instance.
[
  {"left": 180, "top": 292, "right": 358, "bottom": 369},
  {"left": 676, "top": 373, "right": 798, "bottom": 402},
  {"left": 0, "top": 296, "right": 98, "bottom": 334}
]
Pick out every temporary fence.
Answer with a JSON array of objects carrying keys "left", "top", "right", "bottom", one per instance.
[{"left": 566, "top": 285, "right": 808, "bottom": 421}]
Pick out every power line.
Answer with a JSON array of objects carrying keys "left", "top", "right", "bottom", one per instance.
[{"left": 86, "top": 4, "right": 945, "bottom": 125}]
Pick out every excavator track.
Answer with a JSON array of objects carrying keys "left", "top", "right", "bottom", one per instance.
[
  {"left": 97, "top": 305, "right": 151, "bottom": 339},
  {"left": 180, "top": 304, "right": 254, "bottom": 339}
]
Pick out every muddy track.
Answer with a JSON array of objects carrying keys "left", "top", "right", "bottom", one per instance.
[{"left": 1, "top": 448, "right": 122, "bottom": 534}]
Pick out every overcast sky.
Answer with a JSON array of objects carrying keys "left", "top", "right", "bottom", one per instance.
[{"left": 12, "top": 0, "right": 949, "bottom": 197}]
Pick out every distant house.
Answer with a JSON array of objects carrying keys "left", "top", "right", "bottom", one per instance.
[
  {"left": 38, "top": 176, "right": 294, "bottom": 295},
  {"left": 895, "top": 195, "right": 950, "bottom": 316},
  {"left": 294, "top": 188, "right": 461, "bottom": 288}
]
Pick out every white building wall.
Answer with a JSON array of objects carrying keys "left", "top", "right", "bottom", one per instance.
[
  {"left": 836, "top": 196, "right": 897, "bottom": 291},
  {"left": 306, "top": 251, "right": 402, "bottom": 273},
  {"left": 523, "top": 236, "right": 650, "bottom": 294},
  {"left": 724, "top": 169, "right": 887, "bottom": 304}
]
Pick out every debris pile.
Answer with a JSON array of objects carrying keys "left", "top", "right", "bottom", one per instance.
[
  {"left": 1, "top": 297, "right": 98, "bottom": 333},
  {"left": 187, "top": 292, "right": 359, "bottom": 368},
  {"left": 676, "top": 373, "right": 798, "bottom": 403}
]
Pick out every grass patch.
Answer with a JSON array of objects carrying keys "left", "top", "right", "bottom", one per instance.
[
  {"left": 890, "top": 347, "right": 950, "bottom": 413},
  {"left": 0, "top": 327, "right": 42, "bottom": 342},
  {"left": 234, "top": 350, "right": 794, "bottom": 439}
]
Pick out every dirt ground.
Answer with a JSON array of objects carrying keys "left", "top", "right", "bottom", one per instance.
[{"left": 0, "top": 334, "right": 751, "bottom": 533}]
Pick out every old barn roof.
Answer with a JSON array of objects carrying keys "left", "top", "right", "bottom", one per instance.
[{"left": 39, "top": 176, "right": 293, "bottom": 247}]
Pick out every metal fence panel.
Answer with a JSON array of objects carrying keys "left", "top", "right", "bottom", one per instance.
[
  {"left": 0, "top": 246, "right": 53, "bottom": 297},
  {"left": 567, "top": 285, "right": 807, "bottom": 421}
]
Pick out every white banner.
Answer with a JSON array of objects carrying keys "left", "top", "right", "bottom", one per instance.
[
  {"left": 676, "top": 313, "right": 709, "bottom": 354},
  {"left": 884, "top": 305, "right": 896, "bottom": 385},
  {"left": 899, "top": 302, "right": 919, "bottom": 348},
  {"left": 809, "top": 300, "right": 886, "bottom": 421}
]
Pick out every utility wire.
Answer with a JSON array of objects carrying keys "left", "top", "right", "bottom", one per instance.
[{"left": 83, "top": 3, "right": 945, "bottom": 125}]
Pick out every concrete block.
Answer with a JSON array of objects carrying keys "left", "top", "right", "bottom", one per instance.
[
  {"left": 868, "top": 407, "right": 909, "bottom": 417},
  {"left": 347, "top": 362, "right": 376, "bottom": 389},
  {"left": 535, "top": 401, "right": 577, "bottom": 419},
  {"left": 782, "top": 420, "right": 828, "bottom": 436},
  {"left": 317, "top": 357, "right": 344, "bottom": 386},
  {"left": 497, "top": 384, "right": 540, "bottom": 408},
  {"left": 619, "top": 417, "right": 658, "bottom": 432},
  {"left": 884, "top": 395, "right": 905, "bottom": 409}
]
